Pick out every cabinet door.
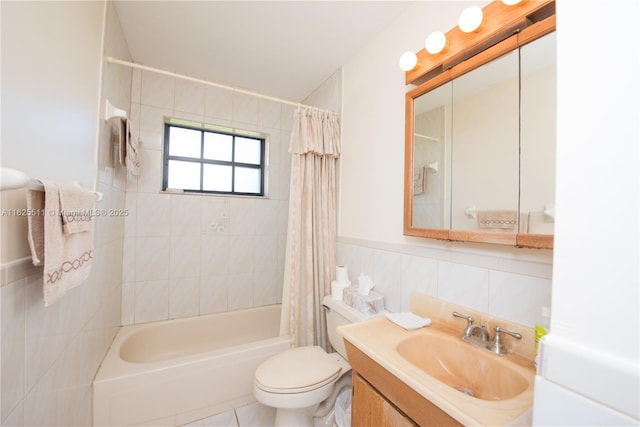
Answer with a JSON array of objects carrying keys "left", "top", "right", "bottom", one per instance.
[{"left": 352, "top": 373, "right": 417, "bottom": 427}]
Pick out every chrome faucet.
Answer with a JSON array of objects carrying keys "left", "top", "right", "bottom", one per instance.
[
  {"left": 452, "top": 311, "right": 490, "bottom": 342},
  {"left": 452, "top": 312, "right": 522, "bottom": 355}
]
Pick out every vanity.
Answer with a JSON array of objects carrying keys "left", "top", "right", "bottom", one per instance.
[{"left": 338, "top": 293, "right": 536, "bottom": 426}]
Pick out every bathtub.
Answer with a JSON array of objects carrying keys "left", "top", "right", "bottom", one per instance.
[{"left": 93, "top": 304, "right": 290, "bottom": 426}]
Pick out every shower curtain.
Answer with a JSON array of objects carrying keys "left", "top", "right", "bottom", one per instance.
[{"left": 280, "top": 108, "right": 340, "bottom": 350}]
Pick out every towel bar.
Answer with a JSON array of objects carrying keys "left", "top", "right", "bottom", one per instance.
[{"left": 29, "top": 179, "right": 103, "bottom": 202}]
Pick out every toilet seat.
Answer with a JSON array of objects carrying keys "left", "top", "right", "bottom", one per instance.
[{"left": 255, "top": 346, "right": 342, "bottom": 394}]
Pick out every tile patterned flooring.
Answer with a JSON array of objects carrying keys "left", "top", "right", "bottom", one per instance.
[{"left": 181, "top": 402, "right": 276, "bottom": 427}]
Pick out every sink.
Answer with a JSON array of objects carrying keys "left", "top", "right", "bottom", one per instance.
[{"left": 396, "top": 332, "right": 529, "bottom": 401}]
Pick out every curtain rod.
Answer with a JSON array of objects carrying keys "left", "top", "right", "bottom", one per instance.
[{"left": 105, "top": 57, "right": 337, "bottom": 115}]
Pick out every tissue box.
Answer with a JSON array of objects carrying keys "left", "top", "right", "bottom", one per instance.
[
  {"left": 343, "top": 287, "right": 384, "bottom": 315},
  {"left": 342, "top": 286, "right": 360, "bottom": 307}
]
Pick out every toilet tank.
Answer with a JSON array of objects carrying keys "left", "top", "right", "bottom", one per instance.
[{"left": 322, "top": 295, "right": 374, "bottom": 359}]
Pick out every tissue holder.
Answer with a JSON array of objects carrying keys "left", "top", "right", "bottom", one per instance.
[{"left": 343, "top": 287, "right": 384, "bottom": 315}]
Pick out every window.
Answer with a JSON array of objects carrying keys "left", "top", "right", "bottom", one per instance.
[{"left": 163, "top": 121, "right": 265, "bottom": 196}]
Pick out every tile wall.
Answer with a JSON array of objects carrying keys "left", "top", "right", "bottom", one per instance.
[
  {"left": 1, "top": 181, "right": 125, "bottom": 426},
  {"left": 0, "top": 2, "right": 131, "bottom": 424},
  {"left": 122, "top": 70, "right": 294, "bottom": 324},
  {"left": 337, "top": 237, "right": 552, "bottom": 328}
]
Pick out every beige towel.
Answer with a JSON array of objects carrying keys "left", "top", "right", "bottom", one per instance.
[
  {"left": 124, "top": 118, "right": 140, "bottom": 176},
  {"left": 59, "top": 183, "right": 95, "bottom": 234},
  {"left": 26, "top": 180, "right": 94, "bottom": 307},
  {"left": 478, "top": 210, "right": 517, "bottom": 231},
  {"left": 477, "top": 210, "right": 530, "bottom": 232}
]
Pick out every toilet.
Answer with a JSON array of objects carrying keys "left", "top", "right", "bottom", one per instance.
[{"left": 254, "top": 295, "right": 374, "bottom": 427}]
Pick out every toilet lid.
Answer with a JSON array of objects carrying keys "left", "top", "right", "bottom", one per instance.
[{"left": 255, "top": 346, "right": 342, "bottom": 394}]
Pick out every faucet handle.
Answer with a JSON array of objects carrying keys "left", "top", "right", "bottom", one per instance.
[
  {"left": 452, "top": 311, "right": 474, "bottom": 326},
  {"left": 488, "top": 326, "right": 523, "bottom": 355},
  {"left": 494, "top": 326, "right": 522, "bottom": 340}
]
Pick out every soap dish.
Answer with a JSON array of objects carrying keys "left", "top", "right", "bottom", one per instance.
[{"left": 385, "top": 312, "right": 432, "bottom": 330}]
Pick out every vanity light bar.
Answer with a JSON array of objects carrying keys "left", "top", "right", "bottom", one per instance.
[{"left": 401, "top": 0, "right": 555, "bottom": 84}]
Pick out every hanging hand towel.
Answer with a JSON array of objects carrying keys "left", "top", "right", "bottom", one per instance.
[
  {"left": 59, "top": 183, "right": 95, "bottom": 234},
  {"left": 125, "top": 118, "right": 140, "bottom": 176},
  {"left": 26, "top": 180, "right": 94, "bottom": 307}
]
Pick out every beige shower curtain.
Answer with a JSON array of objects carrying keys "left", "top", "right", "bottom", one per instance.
[{"left": 280, "top": 108, "right": 340, "bottom": 350}]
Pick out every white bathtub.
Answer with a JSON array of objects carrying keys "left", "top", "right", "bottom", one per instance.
[{"left": 93, "top": 304, "right": 290, "bottom": 426}]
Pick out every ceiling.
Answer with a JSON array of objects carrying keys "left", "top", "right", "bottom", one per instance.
[{"left": 114, "top": 1, "right": 414, "bottom": 103}]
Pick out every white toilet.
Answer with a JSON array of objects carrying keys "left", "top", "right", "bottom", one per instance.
[{"left": 254, "top": 295, "right": 373, "bottom": 427}]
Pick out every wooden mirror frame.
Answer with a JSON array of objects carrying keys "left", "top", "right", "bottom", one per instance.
[{"left": 403, "top": 0, "right": 555, "bottom": 249}]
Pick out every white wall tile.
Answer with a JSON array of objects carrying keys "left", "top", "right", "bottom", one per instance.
[
  {"left": 229, "top": 198, "right": 256, "bottom": 236},
  {"left": 135, "top": 236, "right": 170, "bottom": 281},
  {"left": 174, "top": 79, "right": 205, "bottom": 115},
  {"left": 255, "top": 199, "right": 279, "bottom": 235},
  {"left": 121, "top": 237, "right": 136, "bottom": 283},
  {"left": 254, "top": 271, "right": 278, "bottom": 307},
  {"left": 169, "top": 277, "right": 199, "bottom": 319},
  {"left": 228, "top": 273, "right": 253, "bottom": 310},
  {"left": 438, "top": 261, "right": 489, "bottom": 313},
  {"left": 170, "top": 235, "right": 201, "bottom": 278},
  {"left": 1, "top": 279, "right": 26, "bottom": 422},
  {"left": 350, "top": 245, "right": 375, "bottom": 280},
  {"left": 140, "top": 70, "right": 174, "bottom": 109},
  {"left": 124, "top": 192, "right": 137, "bottom": 236},
  {"left": 121, "top": 282, "right": 135, "bottom": 325},
  {"left": 199, "top": 275, "right": 228, "bottom": 315},
  {"left": 232, "top": 92, "right": 258, "bottom": 125},
  {"left": 489, "top": 271, "right": 552, "bottom": 327},
  {"left": 200, "top": 235, "right": 229, "bottom": 278},
  {"left": 136, "top": 193, "right": 171, "bottom": 237},
  {"left": 202, "top": 198, "right": 229, "bottom": 235},
  {"left": 134, "top": 279, "right": 169, "bottom": 323},
  {"left": 265, "top": 134, "right": 281, "bottom": 200},
  {"left": 204, "top": 86, "right": 233, "bottom": 121},
  {"left": 372, "top": 250, "right": 402, "bottom": 312},
  {"left": 171, "top": 195, "right": 203, "bottom": 236},
  {"left": 2, "top": 401, "right": 24, "bottom": 427},
  {"left": 400, "top": 254, "right": 438, "bottom": 311},
  {"left": 255, "top": 235, "right": 277, "bottom": 273},
  {"left": 229, "top": 235, "right": 255, "bottom": 275},
  {"left": 258, "top": 99, "right": 281, "bottom": 130}
]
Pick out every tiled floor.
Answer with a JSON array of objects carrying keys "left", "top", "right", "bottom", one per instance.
[{"left": 181, "top": 402, "right": 276, "bottom": 427}]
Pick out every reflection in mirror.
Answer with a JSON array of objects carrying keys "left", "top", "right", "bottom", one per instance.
[
  {"left": 412, "top": 82, "right": 452, "bottom": 229},
  {"left": 450, "top": 50, "right": 520, "bottom": 232},
  {"left": 520, "top": 32, "right": 556, "bottom": 235}
]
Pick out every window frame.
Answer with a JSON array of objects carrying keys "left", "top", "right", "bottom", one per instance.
[{"left": 162, "top": 121, "right": 266, "bottom": 196}]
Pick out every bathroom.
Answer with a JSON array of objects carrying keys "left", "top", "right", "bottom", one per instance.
[{"left": 0, "top": 0, "right": 638, "bottom": 426}]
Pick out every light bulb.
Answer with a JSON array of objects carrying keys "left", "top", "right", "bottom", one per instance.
[
  {"left": 425, "top": 32, "right": 447, "bottom": 54},
  {"left": 502, "top": 0, "right": 522, "bottom": 5},
  {"left": 458, "top": 6, "right": 483, "bottom": 33},
  {"left": 399, "top": 51, "right": 418, "bottom": 71}
]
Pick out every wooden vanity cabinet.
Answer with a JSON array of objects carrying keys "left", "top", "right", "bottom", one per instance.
[
  {"left": 346, "top": 341, "right": 462, "bottom": 427},
  {"left": 353, "top": 372, "right": 417, "bottom": 427}
]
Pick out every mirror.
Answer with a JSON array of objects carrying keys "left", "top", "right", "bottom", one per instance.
[
  {"left": 404, "top": 15, "right": 556, "bottom": 248},
  {"left": 520, "top": 32, "right": 556, "bottom": 236}
]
